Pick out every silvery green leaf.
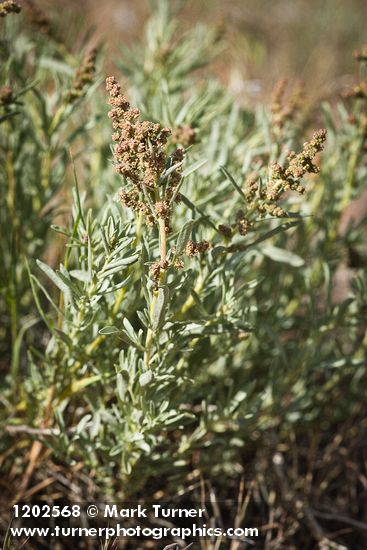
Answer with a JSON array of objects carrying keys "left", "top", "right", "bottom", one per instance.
[
  {"left": 181, "top": 158, "right": 207, "bottom": 177},
  {"left": 90, "top": 413, "right": 100, "bottom": 440},
  {"left": 98, "top": 253, "right": 140, "bottom": 277},
  {"left": 176, "top": 220, "right": 195, "bottom": 256},
  {"left": 262, "top": 245, "right": 304, "bottom": 267},
  {"left": 111, "top": 237, "right": 135, "bottom": 256},
  {"left": 220, "top": 166, "right": 247, "bottom": 201},
  {"left": 137, "top": 309, "right": 149, "bottom": 327},
  {"left": 139, "top": 370, "right": 153, "bottom": 387},
  {"left": 136, "top": 440, "right": 151, "bottom": 453},
  {"left": 161, "top": 160, "right": 184, "bottom": 181},
  {"left": 70, "top": 269, "right": 90, "bottom": 282},
  {"left": 123, "top": 317, "right": 137, "bottom": 340},
  {"left": 152, "top": 286, "right": 170, "bottom": 331},
  {"left": 101, "top": 273, "right": 132, "bottom": 294},
  {"left": 99, "top": 325, "right": 121, "bottom": 335},
  {"left": 247, "top": 221, "right": 299, "bottom": 248},
  {"left": 163, "top": 411, "right": 195, "bottom": 426},
  {"left": 36, "top": 260, "right": 70, "bottom": 295},
  {"left": 76, "top": 414, "right": 92, "bottom": 435},
  {"left": 117, "top": 373, "right": 127, "bottom": 400}
]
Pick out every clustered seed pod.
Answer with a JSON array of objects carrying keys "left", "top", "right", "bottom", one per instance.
[
  {"left": 232, "top": 130, "right": 327, "bottom": 226},
  {"left": 65, "top": 48, "right": 97, "bottom": 104},
  {"left": 285, "top": 129, "right": 327, "bottom": 180},
  {"left": 261, "top": 129, "right": 327, "bottom": 216},
  {"left": 149, "top": 259, "right": 169, "bottom": 281},
  {"left": 236, "top": 211, "right": 253, "bottom": 236},
  {"left": 271, "top": 78, "right": 304, "bottom": 133},
  {"left": 0, "top": 0, "right": 21, "bottom": 17},
  {"left": 106, "top": 76, "right": 184, "bottom": 232},
  {"left": 185, "top": 240, "right": 210, "bottom": 257}
]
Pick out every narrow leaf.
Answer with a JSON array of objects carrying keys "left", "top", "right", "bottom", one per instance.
[
  {"left": 176, "top": 220, "right": 195, "bottom": 256},
  {"left": 139, "top": 370, "right": 153, "bottom": 387},
  {"left": 262, "top": 244, "right": 304, "bottom": 267},
  {"left": 37, "top": 260, "right": 71, "bottom": 294},
  {"left": 99, "top": 325, "right": 121, "bottom": 335},
  {"left": 181, "top": 158, "right": 207, "bottom": 177},
  {"left": 220, "top": 166, "right": 247, "bottom": 201},
  {"left": 152, "top": 286, "right": 170, "bottom": 331}
]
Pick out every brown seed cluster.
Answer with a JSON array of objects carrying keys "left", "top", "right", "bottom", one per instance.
[
  {"left": 149, "top": 259, "right": 169, "bottom": 282},
  {"left": 284, "top": 129, "right": 327, "bottom": 180},
  {"left": 185, "top": 240, "right": 210, "bottom": 257},
  {"left": 271, "top": 78, "right": 304, "bottom": 133},
  {"left": 236, "top": 211, "right": 253, "bottom": 236},
  {"left": 65, "top": 49, "right": 97, "bottom": 104},
  {"left": 223, "top": 130, "right": 327, "bottom": 234},
  {"left": 0, "top": 0, "right": 21, "bottom": 17},
  {"left": 106, "top": 76, "right": 184, "bottom": 231},
  {"left": 261, "top": 130, "right": 326, "bottom": 214},
  {"left": 263, "top": 129, "right": 326, "bottom": 216}
]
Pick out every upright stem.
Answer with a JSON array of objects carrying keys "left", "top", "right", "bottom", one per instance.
[
  {"left": 158, "top": 217, "right": 167, "bottom": 263},
  {"left": 144, "top": 214, "right": 168, "bottom": 368}
]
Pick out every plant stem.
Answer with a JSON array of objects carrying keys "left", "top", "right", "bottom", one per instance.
[
  {"left": 144, "top": 214, "right": 168, "bottom": 367},
  {"left": 158, "top": 217, "right": 167, "bottom": 263}
]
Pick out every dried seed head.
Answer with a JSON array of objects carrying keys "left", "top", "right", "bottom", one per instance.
[
  {"left": 106, "top": 77, "right": 170, "bottom": 188},
  {"left": 0, "top": 0, "right": 21, "bottom": 17},
  {"left": 244, "top": 172, "right": 259, "bottom": 202},
  {"left": 237, "top": 134, "right": 325, "bottom": 225},
  {"left": 185, "top": 240, "right": 195, "bottom": 257},
  {"left": 149, "top": 262, "right": 161, "bottom": 281},
  {"left": 271, "top": 78, "right": 304, "bottom": 133},
  {"left": 155, "top": 201, "right": 169, "bottom": 218},
  {"left": 237, "top": 216, "right": 252, "bottom": 236},
  {"left": 285, "top": 129, "right": 327, "bottom": 181},
  {"left": 185, "top": 240, "right": 210, "bottom": 257},
  {"left": 149, "top": 258, "right": 169, "bottom": 281},
  {"left": 65, "top": 48, "right": 97, "bottom": 104},
  {"left": 264, "top": 204, "right": 287, "bottom": 218},
  {"left": 106, "top": 76, "right": 185, "bottom": 232}
]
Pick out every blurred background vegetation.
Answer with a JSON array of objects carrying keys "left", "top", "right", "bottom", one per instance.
[{"left": 40, "top": 0, "right": 367, "bottom": 101}]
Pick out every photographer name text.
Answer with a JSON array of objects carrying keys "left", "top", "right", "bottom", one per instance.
[{"left": 103, "top": 504, "right": 206, "bottom": 519}]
